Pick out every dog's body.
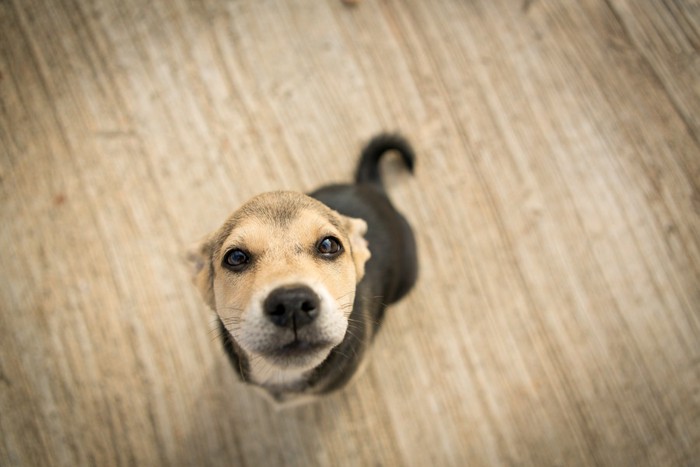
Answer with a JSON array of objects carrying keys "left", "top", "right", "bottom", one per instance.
[{"left": 189, "top": 134, "right": 417, "bottom": 403}]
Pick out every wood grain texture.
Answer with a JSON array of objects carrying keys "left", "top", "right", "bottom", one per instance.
[{"left": 1, "top": 0, "right": 698, "bottom": 465}]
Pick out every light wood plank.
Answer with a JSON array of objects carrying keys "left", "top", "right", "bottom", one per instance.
[{"left": 1, "top": 0, "right": 698, "bottom": 465}]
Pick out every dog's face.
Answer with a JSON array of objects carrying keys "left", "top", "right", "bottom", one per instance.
[{"left": 188, "top": 192, "right": 371, "bottom": 386}]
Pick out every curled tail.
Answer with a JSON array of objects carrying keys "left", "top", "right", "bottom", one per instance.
[{"left": 355, "top": 134, "right": 415, "bottom": 187}]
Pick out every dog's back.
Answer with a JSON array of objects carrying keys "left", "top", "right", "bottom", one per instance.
[
  {"left": 311, "top": 134, "right": 417, "bottom": 306},
  {"left": 306, "top": 134, "right": 418, "bottom": 394}
]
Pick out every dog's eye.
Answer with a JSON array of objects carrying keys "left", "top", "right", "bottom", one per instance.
[
  {"left": 223, "top": 249, "right": 250, "bottom": 270},
  {"left": 317, "top": 236, "right": 343, "bottom": 257}
]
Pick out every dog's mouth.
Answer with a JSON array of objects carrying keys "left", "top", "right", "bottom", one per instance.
[{"left": 261, "top": 338, "right": 334, "bottom": 365}]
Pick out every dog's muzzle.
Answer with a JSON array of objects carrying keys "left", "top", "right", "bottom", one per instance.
[{"left": 263, "top": 284, "right": 320, "bottom": 330}]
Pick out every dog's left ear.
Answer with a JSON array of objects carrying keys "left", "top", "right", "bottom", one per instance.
[
  {"left": 186, "top": 235, "right": 216, "bottom": 310},
  {"left": 341, "top": 216, "right": 371, "bottom": 282}
]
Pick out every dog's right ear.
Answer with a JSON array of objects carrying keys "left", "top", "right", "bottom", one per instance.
[
  {"left": 186, "top": 235, "right": 216, "bottom": 310},
  {"left": 340, "top": 216, "right": 371, "bottom": 283}
]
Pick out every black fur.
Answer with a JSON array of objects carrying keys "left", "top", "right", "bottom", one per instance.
[{"left": 355, "top": 133, "right": 415, "bottom": 186}]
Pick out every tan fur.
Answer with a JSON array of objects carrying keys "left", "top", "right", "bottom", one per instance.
[{"left": 187, "top": 191, "right": 371, "bottom": 388}]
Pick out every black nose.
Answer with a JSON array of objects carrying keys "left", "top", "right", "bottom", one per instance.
[{"left": 263, "top": 285, "right": 320, "bottom": 329}]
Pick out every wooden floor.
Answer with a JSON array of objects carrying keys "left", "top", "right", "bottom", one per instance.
[{"left": 2, "top": 0, "right": 699, "bottom": 465}]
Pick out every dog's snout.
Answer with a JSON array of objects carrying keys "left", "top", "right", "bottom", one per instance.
[{"left": 263, "top": 285, "right": 320, "bottom": 329}]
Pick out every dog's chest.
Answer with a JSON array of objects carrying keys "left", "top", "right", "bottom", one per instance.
[{"left": 249, "top": 363, "right": 310, "bottom": 391}]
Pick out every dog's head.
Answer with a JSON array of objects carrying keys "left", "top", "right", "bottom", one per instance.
[{"left": 187, "top": 191, "right": 371, "bottom": 387}]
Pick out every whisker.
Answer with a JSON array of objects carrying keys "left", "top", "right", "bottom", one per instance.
[
  {"left": 334, "top": 291, "right": 355, "bottom": 302},
  {"left": 347, "top": 316, "right": 381, "bottom": 327},
  {"left": 220, "top": 318, "right": 243, "bottom": 326},
  {"left": 209, "top": 332, "right": 225, "bottom": 343},
  {"left": 332, "top": 348, "right": 351, "bottom": 359},
  {"left": 342, "top": 330, "right": 366, "bottom": 360}
]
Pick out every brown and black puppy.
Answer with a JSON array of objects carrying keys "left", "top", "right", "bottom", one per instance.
[{"left": 188, "top": 134, "right": 417, "bottom": 404}]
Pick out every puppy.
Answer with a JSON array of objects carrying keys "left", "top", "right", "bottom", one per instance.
[{"left": 188, "top": 134, "right": 418, "bottom": 403}]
